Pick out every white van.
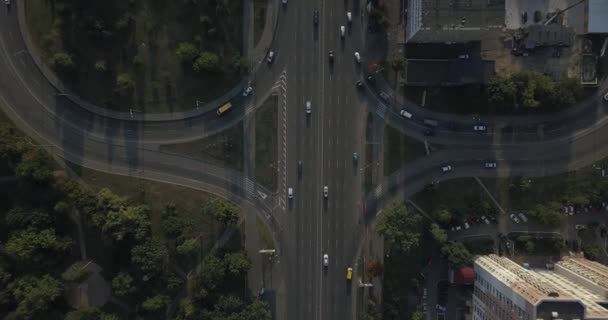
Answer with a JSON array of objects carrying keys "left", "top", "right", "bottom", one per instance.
[
  {"left": 399, "top": 109, "right": 412, "bottom": 119},
  {"left": 287, "top": 187, "right": 293, "bottom": 199}
]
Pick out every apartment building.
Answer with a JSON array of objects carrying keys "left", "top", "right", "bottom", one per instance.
[{"left": 473, "top": 255, "right": 608, "bottom": 320}]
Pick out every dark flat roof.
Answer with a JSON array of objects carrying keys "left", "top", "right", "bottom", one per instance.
[{"left": 406, "top": 59, "right": 495, "bottom": 86}]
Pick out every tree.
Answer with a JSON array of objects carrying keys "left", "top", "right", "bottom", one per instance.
[
  {"left": 231, "top": 55, "right": 249, "bottom": 74},
  {"left": 5, "top": 228, "right": 71, "bottom": 264},
  {"left": 195, "top": 255, "right": 225, "bottom": 294},
  {"left": 115, "top": 73, "right": 135, "bottom": 91},
  {"left": 5, "top": 207, "right": 54, "bottom": 230},
  {"left": 141, "top": 294, "right": 169, "bottom": 312},
  {"left": 434, "top": 207, "right": 452, "bottom": 225},
  {"left": 390, "top": 56, "right": 405, "bottom": 75},
  {"left": 111, "top": 272, "right": 136, "bottom": 297},
  {"left": 224, "top": 251, "right": 252, "bottom": 276},
  {"left": 48, "top": 52, "right": 74, "bottom": 70},
  {"left": 376, "top": 203, "right": 422, "bottom": 253},
  {"left": 411, "top": 310, "right": 424, "bottom": 320},
  {"left": 161, "top": 202, "right": 189, "bottom": 237},
  {"left": 583, "top": 245, "right": 601, "bottom": 261},
  {"left": 241, "top": 299, "right": 272, "bottom": 320},
  {"left": 15, "top": 149, "right": 52, "bottom": 183},
  {"left": 488, "top": 77, "right": 517, "bottom": 109},
  {"left": 209, "top": 200, "right": 240, "bottom": 227},
  {"left": 366, "top": 258, "right": 384, "bottom": 278},
  {"left": 441, "top": 241, "right": 472, "bottom": 268},
  {"left": 530, "top": 202, "right": 564, "bottom": 228},
  {"left": 7, "top": 275, "right": 63, "bottom": 319},
  {"left": 94, "top": 60, "right": 107, "bottom": 72},
  {"left": 509, "top": 176, "right": 532, "bottom": 193},
  {"left": 65, "top": 307, "right": 118, "bottom": 320},
  {"left": 131, "top": 240, "right": 168, "bottom": 275},
  {"left": 175, "top": 42, "right": 199, "bottom": 62},
  {"left": 193, "top": 52, "right": 220, "bottom": 73},
  {"left": 430, "top": 224, "right": 448, "bottom": 244},
  {"left": 61, "top": 261, "right": 92, "bottom": 283},
  {"left": 102, "top": 204, "right": 150, "bottom": 241},
  {"left": 176, "top": 238, "right": 200, "bottom": 256}
]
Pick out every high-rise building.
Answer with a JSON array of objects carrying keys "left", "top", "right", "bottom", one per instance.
[{"left": 473, "top": 255, "right": 608, "bottom": 320}]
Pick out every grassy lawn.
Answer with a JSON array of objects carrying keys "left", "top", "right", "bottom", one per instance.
[
  {"left": 256, "top": 216, "right": 275, "bottom": 250},
  {"left": 253, "top": 0, "right": 268, "bottom": 45},
  {"left": 25, "top": 0, "right": 243, "bottom": 113},
  {"left": 159, "top": 121, "right": 244, "bottom": 172},
  {"left": 411, "top": 178, "right": 495, "bottom": 219},
  {"left": 383, "top": 125, "right": 426, "bottom": 176},
  {"left": 480, "top": 165, "right": 606, "bottom": 211},
  {"left": 255, "top": 96, "right": 278, "bottom": 191}
]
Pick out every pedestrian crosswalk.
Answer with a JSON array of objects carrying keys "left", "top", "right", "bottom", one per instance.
[{"left": 376, "top": 103, "right": 387, "bottom": 119}]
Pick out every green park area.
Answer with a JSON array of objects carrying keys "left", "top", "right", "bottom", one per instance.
[
  {"left": 403, "top": 71, "right": 584, "bottom": 115},
  {"left": 26, "top": 0, "right": 246, "bottom": 113},
  {"left": 0, "top": 115, "right": 270, "bottom": 318}
]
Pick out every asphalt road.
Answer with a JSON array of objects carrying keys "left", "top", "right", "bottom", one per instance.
[{"left": 3, "top": 1, "right": 608, "bottom": 320}]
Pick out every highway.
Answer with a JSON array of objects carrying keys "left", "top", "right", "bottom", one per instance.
[{"left": 2, "top": 1, "right": 608, "bottom": 320}]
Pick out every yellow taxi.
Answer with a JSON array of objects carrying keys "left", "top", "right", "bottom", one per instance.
[{"left": 346, "top": 267, "right": 353, "bottom": 280}]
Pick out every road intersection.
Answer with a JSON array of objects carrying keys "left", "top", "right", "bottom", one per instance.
[{"left": 2, "top": 1, "right": 608, "bottom": 319}]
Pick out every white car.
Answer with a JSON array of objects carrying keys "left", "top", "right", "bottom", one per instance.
[
  {"left": 347, "top": 12, "right": 352, "bottom": 22},
  {"left": 464, "top": 222, "right": 470, "bottom": 229},
  {"left": 458, "top": 54, "right": 470, "bottom": 59},
  {"left": 306, "top": 101, "right": 311, "bottom": 114},
  {"left": 481, "top": 216, "right": 490, "bottom": 225},
  {"left": 243, "top": 85, "right": 253, "bottom": 97},
  {"left": 340, "top": 26, "right": 345, "bottom": 37},
  {"left": 323, "top": 254, "right": 329, "bottom": 266},
  {"left": 267, "top": 51, "right": 275, "bottom": 63},
  {"left": 509, "top": 213, "right": 520, "bottom": 223},
  {"left": 288, "top": 187, "right": 293, "bottom": 199},
  {"left": 323, "top": 186, "right": 328, "bottom": 198},
  {"left": 354, "top": 52, "right": 361, "bottom": 63},
  {"left": 400, "top": 110, "right": 413, "bottom": 119},
  {"left": 484, "top": 162, "right": 497, "bottom": 168},
  {"left": 473, "top": 124, "right": 487, "bottom": 132},
  {"left": 518, "top": 212, "right": 528, "bottom": 222},
  {"left": 4, "top": 0, "right": 9, "bottom": 5},
  {"left": 282, "top": 0, "right": 287, "bottom": 4},
  {"left": 441, "top": 165, "right": 452, "bottom": 173}
]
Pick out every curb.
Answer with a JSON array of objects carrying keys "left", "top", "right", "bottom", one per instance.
[{"left": 17, "top": 0, "right": 249, "bottom": 122}]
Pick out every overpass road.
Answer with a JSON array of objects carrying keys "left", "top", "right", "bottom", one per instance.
[{"left": 2, "top": 1, "right": 608, "bottom": 320}]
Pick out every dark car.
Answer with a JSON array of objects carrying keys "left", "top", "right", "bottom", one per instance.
[
  {"left": 328, "top": 51, "right": 334, "bottom": 63},
  {"left": 422, "top": 128, "right": 434, "bottom": 136},
  {"left": 356, "top": 80, "right": 363, "bottom": 89},
  {"left": 297, "top": 160, "right": 303, "bottom": 176},
  {"left": 313, "top": 10, "right": 319, "bottom": 25},
  {"left": 366, "top": 74, "right": 375, "bottom": 83}
]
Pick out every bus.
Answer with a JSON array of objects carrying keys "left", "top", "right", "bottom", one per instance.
[{"left": 216, "top": 102, "right": 232, "bottom": 116}]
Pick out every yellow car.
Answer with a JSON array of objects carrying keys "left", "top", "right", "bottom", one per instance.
[{"left": 346, "top": 267, "right": 353, "bottom": 280}]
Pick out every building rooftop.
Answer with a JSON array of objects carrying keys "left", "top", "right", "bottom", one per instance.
[
  {"left": 587, "top": 0, "right": 608, "bottom": 33},
  {"left": 407, "top": 0, "right": 505, "bottom": 42},
  {"left": 475, "top": 255, "right": 608, "bottom": 319}
]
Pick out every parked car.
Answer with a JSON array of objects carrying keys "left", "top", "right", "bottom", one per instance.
[
  {"left": 509, "top": 213, "right": 520, "bottom": 223},
  {"left": 464, "top": 222, "right": 470, "bottom": 229},
  {"left": 518, "top": 212, "right": 528, "bottom": 222},
  {"left": 575, "top": 224, "right": 586, "bottom": 230},
  {"left": 481, "top": 216, "right": 490, "bottom": 225}
]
